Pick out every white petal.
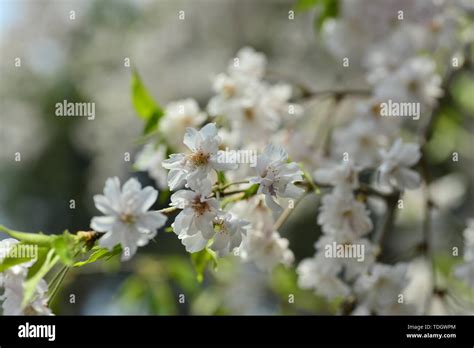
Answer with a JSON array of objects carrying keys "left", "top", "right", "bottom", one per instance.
[
  {"left": 170, "top": 190, "right": 195, "bottom": 208},
  {"left": 103, "top": 177, "right": 121, "bottom": 209},
  {"left": 93, "top": 194, "right": 117, "bottom": 215},
  {"left": 90, "top": 216, "right": 115, "bottom": 232},
  {"left": 122, "top": 177, "right": 141, "bottom": 195},
  {"left": 134, "top": 186, "right": 158, "bottom": 213},
  {"left": 183, "top": 127, "right": 200, "bottom": 151},
  {"left": 180, "top": 233, "right": 208, "bottom": 253},
  {"left": 210, "top": 233, "right": 229, "bottom": 251},
  {"left": 136, "top": 211, "right": 167, "bottom": 231}
]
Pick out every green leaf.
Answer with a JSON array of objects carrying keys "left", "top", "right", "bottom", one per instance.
[
  {"left": 0, "top": 226, "right": 53, "bottom": 247},
  {"left": 51, "top": 232, "right": 76, "bottom": 266},
  {"left": 314, "top": 0, "right": 339, "bottom": 30},
  {"left": 73, "top": 244, "right": 122, "bottom": 267},
  {"left": 191, "top": 248, "right": 218, "bottom": 283},
  {"left": 23, "top": 249, "right": 60, "bottom": 308},
  {"left": 143, "top": 111, "right": 162, "bottom": 134},
  {"left": 131, "top": 70, "right": 164, "bottom": 135}
]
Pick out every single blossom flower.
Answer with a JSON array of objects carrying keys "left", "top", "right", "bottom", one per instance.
[
  {"left": 239, "top": 229, "right": 294, "bottom": 271},
  {"left": 332, "top": 117, "right": 391, "bottom": 168},
  {"left": 377, "top": 138, "right": 421, "bottom": 190},
  {"left": 170, "top": 189, "right": 219, "bottom": 253},
  {"left": 160, "top": 98, "right": 207, "bottom": 151},
  {"left": 210, "top": 212, "right": 249, "bottom": 254},
  {"left": 228, "top": 46, "right": 267, "bottom": 80},
  {"left": 134, "top": 143, "right": 168, "bottom": 190},
  {"left": 296, "top": 252, "right": 351, "bottom": 300},
  {"left": 313, "top": 160, "right": 360, "bottom": 192},
  {"left": 374, "top": 56, "right": 443, "bottom": 109},
  {"left": 318, "top": 190, "right": 373, "bottom": 242},
  {"left": 250, "top": 144, "right": 304, "bottom": 215},
  {"left": 162, "top": 123, "right": 236, "bottom": 195},
  {"left": 91, "top": 177, "right": 167, "bottom": 261},
  {"left": 353, "top": 262, "right": 415, "bottom": 315}
]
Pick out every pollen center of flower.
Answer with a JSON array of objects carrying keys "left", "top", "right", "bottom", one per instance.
[
  {"left": 182, "top": 115, "right": 194, "bottom": 127},
  {"left": 342, "top": 210, "right": 353, "bottom": 219},
  {"left": 192, "top": 198, "right": 210, "bottom": 216},
  {"left": 244, "top": 107, "right": 255, "bottom": 120},
  {"left": 223, "top": 84, "right": 236, "bottom": 98},
  {"left": 371, "top": 102, "right": 382, "bottom": 116},
  {"left": 189, "top": 151, "right": 209, "bottom": 166},
  {"left": 120, "top": 213, "right": 135, "bottom": 224},
  {"left": 213, "top": 218, "right": 226, "bottom": 233},
  {"left": 408, "top": 80, "right": 419, "bottom": 93}
]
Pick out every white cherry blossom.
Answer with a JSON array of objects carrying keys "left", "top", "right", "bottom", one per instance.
[
  {"left": 297, "top": 252, "right": 351, "bottom": 300},
  {"left": 134, "top": 143, "right": 168, "bottom": 190},
  {"left": 160, "top": 98, "right": 206, "bottom": 151},
  {"left": 332, "top": 117, "right": 391, "bottom": 168},
  {"left": 374, "top": 56, "right": 443, "bottom": 109},
  {"left": 210, "top": 212, "right": 249, "bottom": 254},
  {"left": 170, "top": 189, "right": 219, "bottom": 253},
  {"left": 354, "top": 263, "right": 415, "bottom": 315},
  {"left": 162, "top": 123, "right": 236, "bottom": 194},
  {"left": 318, "top": 190, "right": 373, "bottom": 242},
  {"left": 377, "top": 139, "right": 421, "bottom": 190},
  {"left": 228, "top": 46, "right": 267, "bottom": 80},
  {"left": 313, "top": 160, "right": 360, "bottom": 192},
  {"left": 240, "top": 229, "right": 294, "bottom": 271},
  {"left": 91, "top": 177, "right": 167, "bottom": 261},
  {"left": 250, "top": 144, "right": 304, "bottom": 215}
]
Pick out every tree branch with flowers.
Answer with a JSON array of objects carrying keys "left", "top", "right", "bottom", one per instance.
[{"left": 1, "top": 0, "right": 474, "bottom": 316}]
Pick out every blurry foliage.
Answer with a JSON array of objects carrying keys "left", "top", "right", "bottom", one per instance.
[
  {"left": 294, "top": 0, "right": 339, "bottom": 31},
  {"left": 131, "top": 70, "right": 164, "bottom": 135}
]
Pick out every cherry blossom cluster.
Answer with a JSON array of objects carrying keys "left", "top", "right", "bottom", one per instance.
[{"left": 294, "top": 0, "right": 472, "bottom": 315}]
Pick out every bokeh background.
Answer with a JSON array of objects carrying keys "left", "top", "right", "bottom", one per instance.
[{"left": 1, "top": 0, "right": 473, "bottom": 314}]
